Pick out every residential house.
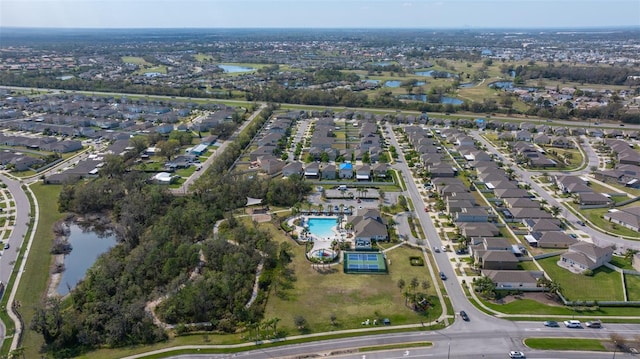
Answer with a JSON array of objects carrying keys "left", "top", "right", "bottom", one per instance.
[
  {"left": 559, "top": 242, "right": 614, "bottom": 273},
  {"left": 535, "top": 231, "right": 578, "bottom": 248},
  {"left": 578, "top": 192, "right": 613, "bottom": 206},
  {"left": 282, "top": 161, "right": 303, "bottom": 177},
  {"left": 339, "top": 162, "right": 354, "bottom": 179},
  {"left": 482, "top": 270, "right": 545, "bottom": 291},
  {"left": 604, "top": 207, "right": 640, "bottom": 231},
  {"left": 458, "top": 222, "right": 500, "bottom": 238},
  {"left": 454, "top": 207, "right": 489, "bottom": 223},
  {"left": 355, "top": 164, "right": 371, "bottom": 181},
  {"left": 304, "top": 162, "right": 320, "bottom": 179},
  {"left": 321, "top": 164, "right": 336, "bottom": 180},
  {"left": 259, "top": 156, "right": 285, "bottom": 175},
  {"left": 373, "top": 163, "right": 388, "bottom": 178},
  {"left": 349, "top": 209, "right": 388, "bottom": 250},
  {"left": 523, "top": 218, "right": 562, "bottom": 232},
  {"left": 555, "top": 176, "right": 591, "bottom": 194},
  {"left": 480, "top": 251, "right": 520, "bottom": 270}
]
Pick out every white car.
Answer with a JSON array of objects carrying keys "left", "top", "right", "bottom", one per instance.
[
  {"left": 509, "top": 351, "right": 525, "bottom": 358},
  {"left": 564, "top": 320, "right": 582, "bottom": 328}
]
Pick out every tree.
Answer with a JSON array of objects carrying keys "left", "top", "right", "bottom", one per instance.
[
  {"left": 157, "top": 139, "right": 181, "bottom": 161},
  {"left": 129, "top": 135, "right": 149, "bottom": 155},
  {"left": 624, "top": 248, "right": 638, "bottom": 265},
  {"left": 294, "top": 315, "right": 307, "bottom": 330},
  {"left": 549, "top": 205, "right": 562, "bottom": 217},
  {"left": 397, "top": 278, "right": 406, "bottom": 290}
]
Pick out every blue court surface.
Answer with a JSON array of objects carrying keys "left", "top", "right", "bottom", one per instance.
[{"left": 343, "top": 251, "right": 388, "bottom": 274}]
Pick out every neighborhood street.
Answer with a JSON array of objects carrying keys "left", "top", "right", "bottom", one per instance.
[{"left": 0, "top": 174, "right": 33, "bottom": 346}]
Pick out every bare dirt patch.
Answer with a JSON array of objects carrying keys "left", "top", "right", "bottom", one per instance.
[{"left": 495, "top": 292, "right": 564, "bottom": 306}]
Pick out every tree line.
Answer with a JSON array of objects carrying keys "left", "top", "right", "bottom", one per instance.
[{"left": 31, "top": 105, "right": 311, "bottom": 357}]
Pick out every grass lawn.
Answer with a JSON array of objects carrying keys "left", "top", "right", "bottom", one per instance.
[
  {"left": 537, "top": 256, "right": 624, "bottom": 301},
  {"left": 121, "top": 56, "right": 151, "bottom": 65},
  {"left": 625, "top": 275, "right": 640, "bottom": 301},
  {"left": 262, "top": 222, "right": 439, "bottom": 333},
  {"left": 518, "top": 261, "right": 541, "bottom": 271},
  {"left": 610, "top": 256, "right": 634, "bottom": 270},
  {"left": 579, "top": 206, "right": 640, "bottom": 238},
  {"left": 14, "top": 183, "right": 65, "bottom": 359},
  {"left": 524, "top": 338, "right": 606, "bottom": 352}
]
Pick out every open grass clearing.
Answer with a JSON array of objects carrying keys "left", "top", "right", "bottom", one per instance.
[
  {"left": 14, "top": 183, "right": 65, "bottom": 359},
  {"left": 262, "top": 220, "right": 440, "bottom": 334},
  {"left": 625, "top": 275, "right": 640, "bottom": 302},
  {"left": 524, "top": 338, "right": 607, "bottom": 352},
  {"left": 537, "top": 255, "right": 624, "bottom": 301},
  {"left": 610, "top": 255, "right": 634, "bottom": 270},
  {"left": 121, "top": 56, "right": 151, "bottom": 65},
  {"left": 578, "top": 206, "right": 640, "bottom": 238}
]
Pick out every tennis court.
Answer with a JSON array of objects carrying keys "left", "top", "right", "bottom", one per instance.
[{"left": 343, "top": 251, "right": 388, "bottom": 274}]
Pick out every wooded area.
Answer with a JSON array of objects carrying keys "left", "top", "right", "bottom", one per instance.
[{"left": 30, "top": 105, "right": 311, "bottom": 357}]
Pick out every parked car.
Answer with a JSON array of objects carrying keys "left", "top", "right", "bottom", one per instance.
[
  {"left": 460, "top": 311, "right": 469, "bottom": 321},
  {"left": 439, "top": 272, "right": 447, "bottom": 280},
  {"left": 543, "top": 320, "right": 559, "bottom": 327},
  {"left": 433, "top": 246, "right": 440, "bottom": 253},
  {"left": 586, "top": 320, "right": 602, "bottom": 328},
  {"left": 509, "top": 351, "right": 525, "bottom": 358},
  {"left": 564, "top": 320, "right": 582, "bottom": 328}
]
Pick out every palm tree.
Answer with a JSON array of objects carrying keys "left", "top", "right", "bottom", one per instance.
[
  {"left": 548, "top": 280, "right": 562, "bottom": 298},
  {"left": 549, "top": 205, "right": 561, "bottom": 217},
  {"left": 624, "top": 249, "right": 638, "bottom": 265},
  {"left": 271, "top": 317, "right": 280, "bottom": 336},
  {"left": 362, "top": 188, "right": 369, "bottom": 199}
]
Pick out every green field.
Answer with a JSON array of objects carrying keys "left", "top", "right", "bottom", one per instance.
[
  {"left": 121, "top": 56, "right": 151, "bottom": 65},
  {"left": 537, "top": 256, "right": 624, "bottom": 301},
  {"left": 524, "top": 338, "right": 607, "bottom": 351},
  {"left": 14, "top": 183, "right": 65, "bottom": 359},
  {"left": 263, "top": 222, "right": 440, "bottom": 333},
  {"left": 625, "top": 275, "right": 640, "bottom": 301}
]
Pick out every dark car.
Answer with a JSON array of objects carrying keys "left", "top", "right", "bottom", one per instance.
[
  {"left": 544, "top": 320, "right": 559, "bottom": 327},
  {"left": 576, "top": 220, "right": 585, "bottom": 226},
  {"left": 460, "top": 311, "right": 469, "bottom": 321},
  {"left": 586, "top": 320, "right": 602, "bottom": 328},
  {"left": 440, "top": 272, "right": 447, "bottom": 280}
]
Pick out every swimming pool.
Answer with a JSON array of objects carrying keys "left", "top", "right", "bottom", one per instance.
[{"left": 307, "top": 217, "right": 338, "bottom": 239}]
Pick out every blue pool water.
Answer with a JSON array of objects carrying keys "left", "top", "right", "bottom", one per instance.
[
  {"left": 218, "top": 64, "right": 256, "bottom": 73},
  {"left": 307, "top": 217, "right": 338, "bottom": 238}
]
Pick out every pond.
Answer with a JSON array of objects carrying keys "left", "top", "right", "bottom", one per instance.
[
  {"left": 57, "top": 223, "right": 117, "bottom": 295},
  {"left": 217, "top": 64, "right": 256, "bottom": 73},
  {"left": 490, "top": 81, "right": 514, "bottom": 89},
  {"left": 414, "top": 70, "right": 456, "bottom": 78},
  {"left": 384, "top": 80, "right": 402, "bottom": 87},
  {"left": 397, "top": 94, "right": 464, "bottom": 105}
]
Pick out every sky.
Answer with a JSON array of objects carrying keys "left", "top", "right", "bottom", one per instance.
[{"left": 1, "top": 0, "right": 639, "bottom": 29}]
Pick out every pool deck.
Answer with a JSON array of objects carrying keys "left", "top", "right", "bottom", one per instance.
[{"left": 289, "top": 215, "right": 349, "bottom": 254}]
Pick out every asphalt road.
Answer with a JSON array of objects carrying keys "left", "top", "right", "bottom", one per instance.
[
  {"left": 158, "top": 321, "right": 640, "bottom": 359},
  {"left": 0, "top": 174, "right": 31, "bottom": 342}
]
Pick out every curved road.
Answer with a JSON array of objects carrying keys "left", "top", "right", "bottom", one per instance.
[{"left": 0, "top": 174, "right": 33, "bottom": 348}]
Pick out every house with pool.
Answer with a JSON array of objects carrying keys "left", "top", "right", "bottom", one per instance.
[{"left": 349, "top": 209, "right": 388, "bottom": 250}]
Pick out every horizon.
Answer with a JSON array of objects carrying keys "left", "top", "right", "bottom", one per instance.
[{"left": 1, "top": 0, "right": 639, "bottom": 29}]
